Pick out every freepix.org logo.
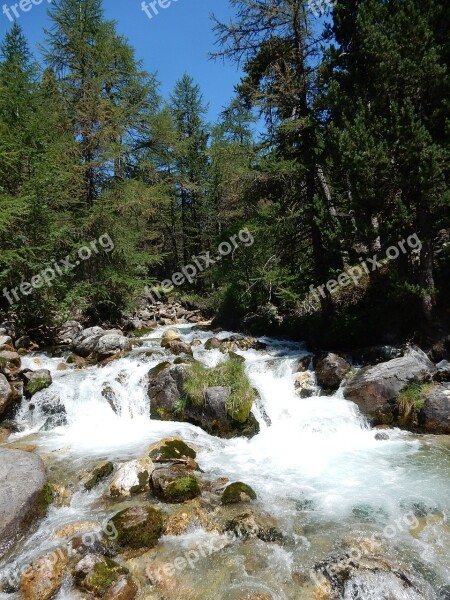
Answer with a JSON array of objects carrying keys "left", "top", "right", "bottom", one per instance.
[{"left": 2, "top": 0, "right": 52, "bottom": 23}]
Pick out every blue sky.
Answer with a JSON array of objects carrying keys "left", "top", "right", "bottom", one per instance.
[{"left": 0, "top": 0, "right": 243, "bottom": 123}]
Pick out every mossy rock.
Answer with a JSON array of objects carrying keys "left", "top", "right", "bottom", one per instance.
[
  {"left": 148, "top": 361, "right": 171, "bottom": 378},
  {"left": 109, "top": 506, "right": 164, "bottom": 549},
  {"left": 83, "top": 461, "right": 114, "bottom": 491},
  {"left": 148, "top": 438, "right": 196, "bottom": 462},
  {"left": 74, "top": 555, "right": 128, "bottom": 596},
  {"left": 204, "top": 337, "right": 222, "bottom": 350},
  {"left": 163, "top": 476, "right": 201, "bottom": 503},
  {"left": 37, "top": 483, "right": 54, "bottom": 517},
  {"left": 221, "top": 482, "right": 257, "bottom": 505},
  {"left": 25, "top": 376, "right": 52, "bottom": 397}
]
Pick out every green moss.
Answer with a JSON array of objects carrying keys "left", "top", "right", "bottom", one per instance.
[
  {"left": 221, "top": 482, "right": 257, "bottom": 505},
  {"left": 84, "top": 461, "right": 114, "bottom": 491},
  {"left": 149, "top": 439, "right": 196, "bottom": 461},
  {"left": 37, "top": 483, "right": 54, "bottom": 516},
  {"left": 164, "top": 476, "right": 201, "bottom": 503},
  {"left": 110, "top": 506, "right": 164, "bottom": 549},
  {"left": 25, "top": 376, "right": 51, "bottom": 396},
  {"left": 148, "top": 361, "right": 171, "bottom": 378},
  {"left": 77, "top": 557, "right": 127, "bottom": 596},
  {"left": 132, "top": 327, "right": 156, "bottom": 337},
  {"left": 397, "top": 383, "right": 432, "bottom": 423},
  {"left": 183, "top": 356, "right": 255, "bottom": 423}
]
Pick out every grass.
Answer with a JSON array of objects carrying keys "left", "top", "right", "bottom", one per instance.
[
  {"left": 183, "top": 356, "right": 255, "bottom": 423},
  {"left": 397, "top": 383, "right": 432, "bottom": 420}
]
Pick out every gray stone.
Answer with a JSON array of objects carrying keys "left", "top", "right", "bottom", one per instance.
[
  {"left": 419, "top": 384, "right": 450, "bottom": 434},
  {"left": 344, "top": 347, "right": 436, "bottom": 425},
  {"left": 95, "top": 334, "right": 132, "bottom": 358},
  {"left": 0, "top": 449, "right": 47, "bottom": 558},
  {"left": 0, "top": 373, "right": 15, "bottom": 418},
  {"left": 314, "top": 352, "right": 351, "bottom": 390}
]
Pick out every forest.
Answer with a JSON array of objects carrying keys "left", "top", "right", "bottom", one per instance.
[{"left": 0, "top": 0, "right": 449, "bottom": 348}]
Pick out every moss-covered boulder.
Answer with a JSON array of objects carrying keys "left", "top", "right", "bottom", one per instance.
[
  {"left": 22, "top": 369, "right": 52, "bottom": 398},
  {"left": 74, "top": 554, "right": 129, "bottom": 597},
  {"left": 109, "top": 506, "right": 164, "bottom": 549},
  {"left": 151, "top": 465, "right": 201, "bottom": 503},
  {"left": 148, "top": 437, "right": 196, "bottom": 463},
  {"left": 204, "top": 337, "right": 222, "bottom": 350},
  {"left": 221, "top": 482, "right": 257, "bottom": 505},
  {"left": 82, "top": 462, "right": 114, "bottom": 491}
]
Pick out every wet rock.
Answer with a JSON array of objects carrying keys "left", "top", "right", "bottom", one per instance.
[
  {"left": 220, "top": 336, "right": 267, "bottom": 352},
  {"left": 56, "top": 362, "right": 69, "bottom": 371},
  {"left": 108, "top": 456, "right": 154, "bottom": 497},
  {"left": 109, "top": 506, "right": 164, "bottom": 550},
  {"left": 161, "top": 328, "right": 181, "bottom": 348},
  {"left": 418, "top": 384, "right": 450, "bottom": 434},
  {"left": 22, "top": 369, "right": 52, "bottom": 398},
  {"left": 74, "top": 554, "right": 129, "bottom": 597},
  {"left": 20, "top": 549, "right": 68, "bottom": 600},
  {"left": 148, "top": 365, "right": 259, "bottom": 439},
  {"left": 66, "top": 353, "right": 88, "bottom": 366},
  {"left": 163, "top": 501, "right": 220, "bottom": 536},
  {"left": 146, "top": 560, "right": 196, "bottom": 599},
  {"left": 344, "top": 346, "right": 436, "bottom": 425},
  {"left": 314, "top": 353, "right": 351, "bottom": 391},
  {"left": 221, "top": 482, "right": 256, "bottom": 505},
  {"left": 375, "top": 432, "right": 390, "bottom": 441},
  {"left": 204, "top": 337, "right": 222, "bottom": 350},
  {"left": 297, "top": 356, "right": 311, "bottom": 372},
  {"left": 103, "top": 575, "right": 137, "bottom": 600},
  {"left": 0, "top": 373, "right": 15, "bottom": 418},
  {"left": 82, "top": 461, "right": 114, "bottom": 491},
  {"left": 0, "top": 449, "right": 48, "bottom": 558},
  {"left": 164, "top": 340, "right": 193, "bottom": 356},
  {"left": 294, "top": 372, "right": 315, "bottom": 398},
  {"left": 148, "top": 438, "right": 197, "bottom": 463},
  {"left": 191, "top": 339, "right": 202, "bottom": 347},
  {"left": 0, "top": 350, "right": 21, "bottom": 375},
  {"left": 151, "top": 465, "right": 201, "bottom": 503},
  {"left": 95, "top": 334, "right": 132, "bottom": 359},
  {"left": 102, "top": 385, "right": 119, "bottom": 414},
  {"left": 224, "top": 510, "right": 283, "bottom": 543},
  {"left": 50, "top": 483, "right": 74, "bottom": 508}
]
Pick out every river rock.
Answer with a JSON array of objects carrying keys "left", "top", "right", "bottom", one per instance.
[
  {"left": 109, "top": 506, "right": 164, "bottom": 549},
  {"left": 22, "top": 369, "right": 52, "bottom": 398},
  {"left": 74, "top": 554, "right": 129, "bottom": 597},
  {"left": 221, "top": 482, "right": 256, "bottom": 505},
  {"left": 434, "top": 359, "right": 450, "bottom": 382},
  {"left": 82, "top": 461, "right": 114, "bottom": 491},
  {"left": 0, "top": 335, "right": 13, "bottom": 348},
  {"left": 148, "top": 437, "right": 197, "bottom": 462},
  {"left": 0, "top": 373, "right": 15, "bottom": 418},
  {"left": 204, "top": 337, "right": 222, "bottom": 350},
  {"left": 0, "top": 350, "right": 21, "bottom": 374},
  {"left": 15, "top": 336, "right": 38, "bottom": 352},
  {"left": 103, "top": 575, "right": 137, "bottom": 600},
  {"left": 148, "top": 365, "right": 259, "bottom": 438},
  {"left": 294, "top": 372, "right": 315, "bottom": 398},
  {"left": 351, "top": 345, "right": 403, "bottom": 366},
  {"left": 418, "top": 384, "right": 450, "bottom": 434},
  {"left": 151, "top": 465, "right": 201, "bottom": 503},
  {"left": 344, "top": 346, "right": 436, "bottom": 425},
  {"left": 314, "top": 353, "right": 351, "bottom": 391},
  {"left": 223, "top": 509, "right": 283, "bottom": 543},
  {"left": 20, "top": 549, "right": 68, "bottom": 600},
  {"left": 161, "top": 328, "right": 181, "bottom": 348},
  {"left": 95, "top": 333, "right": 132, "bottom": 359},
  {"left": 55, "top": 320, "right": 82, "bottom": 345},
  {"left": 72, "top": 327, "right": 105, "bottom": 357},
  {"left": 0, "top": 449, "right": 48, "bottom": 558},
  {"left": 163, "top": 340, "right": 193, "bottom": 356},
  {"left": 109, "top": 456, "right": 154, "bottom": 497}
]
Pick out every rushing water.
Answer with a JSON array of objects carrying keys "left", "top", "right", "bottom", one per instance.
[{"left": 1, "top": 325, "right": 449, "bottom": 600}]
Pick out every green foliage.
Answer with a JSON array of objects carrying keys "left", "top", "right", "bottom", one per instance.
[
  {"left": 184, "top": 355, "right": 255, "bottom": 423},
  {"left": 397, "top": 383, "right": 431, "bottom": 419}
]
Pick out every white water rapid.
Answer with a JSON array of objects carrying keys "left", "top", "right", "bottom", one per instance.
[{"left": 1, "top": 324, "right": 449, "bottom": 600}]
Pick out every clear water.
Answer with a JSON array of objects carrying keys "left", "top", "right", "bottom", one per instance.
[{"left": 1, "top": 325, "right": 449, "bottom": 600}]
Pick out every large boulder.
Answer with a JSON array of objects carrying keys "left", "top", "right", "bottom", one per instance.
[
  {"left": 314, "top": 353, "right": 351, "bottom": 391},
  {"left": 0, "top": 449, "right": 48, "bottom": 558},
  {"left": 55, "top": 320, "right": 82, "bottom": 345},
  {"left": 72, "top": 327, "right": 131, "bottom": 359},
  {"left": 73, "top": 554, "right": 132, "bottom": 598},
  {"left": 108, "top": 456, "right": 155, "bottom": 497},
  {"left": 0, "top": 373, "right": 15, "bottom": 418},
  {"left": 344, "top": 347, "right": 437, "bottom": 425},
  {"left": 108, "top": 506, "right": 164, "bottom": 550},
  {"left": 148, "top": 364, "right": 259, "bottom": 438},
  {"left": 418, "top": 384, "right": 450, "bottom": 434},
  {"left": 161, "top": 328, "right": 181, "bottom": 348}
]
